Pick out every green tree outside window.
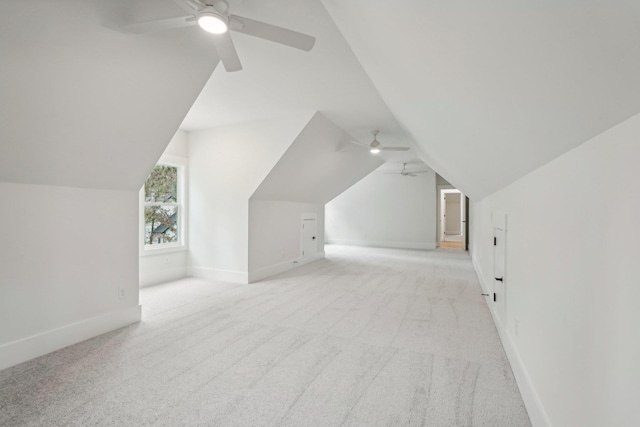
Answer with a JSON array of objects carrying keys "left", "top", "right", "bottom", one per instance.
[{"left": 144, "top": 165, "right": 179, "bottom": 245}]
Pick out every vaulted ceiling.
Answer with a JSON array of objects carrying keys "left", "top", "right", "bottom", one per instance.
[
  {"left": 179, "top": 0, "right": 418, "bottom": 165},
  {"left": 0, "top": 0, "right": 220, "bottom": 190},
  {"left": 251, "top": 112, "right": 384, "bottom": 203},
  {"left": 182, "top": 0, "right": 640, "bottom": 200},
  {"left": 3, "top": 0, "right": 640, "bottom": 200},
  {"left": 321, "top": 0, "right": 640, "bottom": 199}
]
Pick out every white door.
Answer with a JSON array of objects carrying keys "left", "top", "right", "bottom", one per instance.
[
  {"left": 445, "top": 193, "right": 462, "bottom": 235},
  {"left": 302, "top": 219, "right": 317, "bottom": 258},
  {"left": 493, "top": 227, "right": 506, "bottom": 323}
]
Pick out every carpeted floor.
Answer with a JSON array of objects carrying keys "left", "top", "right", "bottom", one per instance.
[{"left": 0, "top": 245, "right": 530, "bottom": 426}]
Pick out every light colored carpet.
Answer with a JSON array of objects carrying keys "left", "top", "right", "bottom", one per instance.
[{"left": 0, "top": 245, "right": 530, "bottom": 426}]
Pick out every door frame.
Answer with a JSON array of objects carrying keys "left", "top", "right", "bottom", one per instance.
[
  {"left": 439, "top": 188, "right": 464, "bottom": 243},
  {"left": 464, "top": 196, "right": 470, "bottom": 251}
]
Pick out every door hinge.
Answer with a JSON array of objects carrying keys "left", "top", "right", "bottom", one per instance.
[
  {"left": 493, "top": 293, "right": 496, "bottom": 302},
  {"left": 493, "top": 237, "right": 497, "bottom": 246}
]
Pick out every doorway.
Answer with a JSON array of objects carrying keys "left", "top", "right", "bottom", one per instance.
[{"left": 439, "top": 189, "right": 466, "bottom": 249}]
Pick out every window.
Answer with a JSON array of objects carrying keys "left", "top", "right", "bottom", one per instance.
[{"left": 142, "top": 162, "right": 185, "bottom": 250}]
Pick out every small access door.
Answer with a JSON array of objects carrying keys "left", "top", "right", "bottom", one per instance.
[
  {"left": 492, "top": 213, "right": 507, "bottom": 324},
  {"left": 301, "top": 218, "right": 317, "bottom": 258}
]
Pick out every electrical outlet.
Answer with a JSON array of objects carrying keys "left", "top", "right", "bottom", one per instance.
[{"left": 118, "top": 288, "right": 126, "bottom": 299}]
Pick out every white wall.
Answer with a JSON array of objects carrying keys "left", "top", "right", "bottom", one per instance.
[
  {"left": 139, "top": 131, "right": 189, "bottom": 288},
  {"left": 161, "top": 130, "right": 189, "bottom": 158},
  {"left": 470, "top": 112, "right": 640, "bottom": 427},
  {"left": 249, "top": 201, "right": 324, "bottom": 282},
  {"left": 187, "top": 114, "right": 312, "bottom": 283},
  {"left": 0, "top": 183, "right": 141, "bottom": 370},
  {"left": 0, "top": 1, "right": 221, "bottom": 370},
  {"left": 326, "top": 165, "right": 437, "bottom": 249},
  {"left": 139, "top": 251, "right": 188, "bottom": 288}
]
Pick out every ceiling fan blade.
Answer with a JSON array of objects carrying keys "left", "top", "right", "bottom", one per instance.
[
  {"left": 383, "top": 172, "right": 403, "bottom": 174},
  {"left": 121, "top": 15, "right": 196, "bottom": 34},
  {"left": 230, "top": 15, "right": 316, "bottom": 51},
  {"left": 407, "top": 170, "right": 429, "bottom": 174},
  {"left": 380, "top": 147, "right": 410, "bottom": 151},
  {"left": 173, "top": 0, "right": 203, "bottom": 14},
  {"left": 212, "top": 33, "right": 243, "bottom": 72}
]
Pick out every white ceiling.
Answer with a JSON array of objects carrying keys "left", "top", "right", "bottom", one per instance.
[
  {"left": 3, "top": 0, "right": 640, "bottom": 199},
  {"left": 0, "top": 0, "right": 219, "bottom": 190},
  {"left": 321, "top": 0, "right": 640, "bottom": 199},
  {"left": 251, "top": 112, "right": 384, "bottom": 203},
  {"left": 182, "top": 0, "right": 640, "bottom": 200},
  {"left": 179, "top": 0, "right": 420, "bottom": 164}
]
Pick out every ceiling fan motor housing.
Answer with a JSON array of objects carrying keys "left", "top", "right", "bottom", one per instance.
[
  {"left": 197, "top": 1, "right": 229, "bottom": 34},
  {"left": 208, "top": 0, "right": 229, "bottom": 14}
]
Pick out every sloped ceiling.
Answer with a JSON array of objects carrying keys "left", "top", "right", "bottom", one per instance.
[
  {"left": 251, "top": 112, "right": 384, "bottom": 203},
  {"left": 180, "top": 0, "right": 419, "bottom": 165},
  {"left": 0, "top": 0, "right": 220, "bottom": 190},
  {"left": 321, "top": 0, "right": 640, "bottom": 199},
  {"left": 7, "top": 0, "right": 638, "bottom": 200}
]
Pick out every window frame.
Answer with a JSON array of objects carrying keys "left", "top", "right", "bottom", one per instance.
[{"left": 139, "top": 154, "right": 188, "bottom": 256}]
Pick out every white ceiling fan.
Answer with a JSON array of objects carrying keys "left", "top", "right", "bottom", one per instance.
[
  {"left": 120, "top": 0, "right": 316, "bottom": 72},
  {"left": 348, "top": 130, "right": 411, "bottom": 154},
  {"left": 384, "top": 163, "right": 429, "bottom": 177}
]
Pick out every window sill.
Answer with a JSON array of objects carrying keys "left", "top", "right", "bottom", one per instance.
[{"left": 140, "top": 244, "right": 187, "bottom": 257}]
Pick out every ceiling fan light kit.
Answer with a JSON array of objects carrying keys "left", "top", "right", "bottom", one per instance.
[
  {"left": 121, "top": 0, "right": 316, "bottom": 72},
  {"left": 346, "top": 130, "right": 410, "bottom": 154},
  {"left": 197, "top": 8, "right": 228, "bottom": 34},
  {"left": 369, "top": 132, "right": 381, "bottom": 154},
  {"left": 383, "top": 163, "right": 430, "bottom": 177}
]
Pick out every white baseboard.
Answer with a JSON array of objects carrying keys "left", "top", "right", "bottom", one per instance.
[
  {"left": 0, "top": 305, "right": 142, "bottom": 371},
  {"left": 188, "top": 266, "right": 249, "bottom": 284},
  {"left": 326, "top": 239, "right": 436, "bottom": 250},
  {"left": 139, "top": 266, "right": 187, "bottom": 288},
  {"left": 249, "top": 251, "right": 325, "bottom": 283},
  {"left": 300, "top": 251, "right": 325, "bottom": 264},
  {"left": 471, "top": 255, "right": 550, "bottom": 427}
]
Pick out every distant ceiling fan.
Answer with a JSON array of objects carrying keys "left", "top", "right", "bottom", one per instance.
[
  {"left": 348, "top": 130, "right": 411, "bottom": 154},
  {"left": 121, "top": 0, "right": 316, "bottom": 72},
  {"left": 384, "top": 163, "right": 429, "bottom": 177}
]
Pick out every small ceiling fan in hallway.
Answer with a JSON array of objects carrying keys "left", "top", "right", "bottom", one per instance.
[
  {"left": 120, "top": 0, "right": 316, "bottom": 72},
  {"left": 348, "top": 130, "right": 411, "bottom": 154},
  {"left": 384, "top": 163, "right": 429, "bottom": 177}
]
